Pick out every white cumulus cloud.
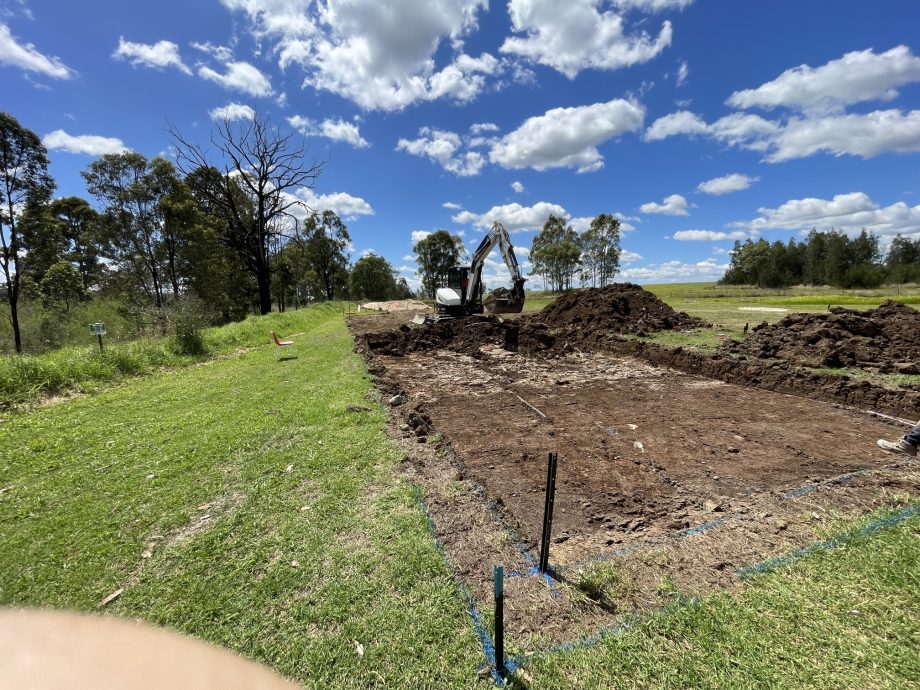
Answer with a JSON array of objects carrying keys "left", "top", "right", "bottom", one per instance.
[
  {"left": 42, "top": 130, "right": 127, "bottom": 155},
  {"left": 198, "top": 60, "right": 272, "bottom": 97},
  {"left": 727, "top": 45, "right": 920, "bottom": 113},
  {"left": 288, "top": 115, "right": 369, "bottom": 148},
  {"left": 767, "top": 109, "right": 920, "bottom": 162},
  {"left": 0, "top": 23, "right": 73, "bottom": 79},
  {"left": 511, "top": 181, "right": 525, "bottom": 193},
  {"left": 639, "top": 193, "right": 688, "bottom": 215},
  {"left": 619, "top": 258, "right": 728, "bottom": 283},
  {"left": 644, "top": 110, "right": 708, "bottom": 140},
  {"left": 489, "top": 98, "right": 645, "bottom": 172},
  {"left": 221, "top": 0, "right": 497, "bottom": 111},
  {"left": 697, "top": 173, "right": 758, "bottom": 195},
  {"left": 209, "top": 102, "right": 255, "bottom": 121},
  {"left": 470, "top": 122, "right": 499, "bottom": 134},
  {"left": 501, "top": 0, "right": 673, "bottom": 78},
  {"left": 112, "top": 37, "right": 190, "bottom": 74},
  {"left": 672, "top": 229, "right": 749, "bottom": 241},
  {"left": 645, "top": 107, "right": 920, "bottom": 162},
  {"left": 411, "top": 230, "right": 432, "bottom": 244},
  {"left": 453, "top": 201, "right": 568, "bottom": 232},
  {"left": 621, "top": 249, "right": 643, "bottom": 264},
  {"left": 742, "top": 192, "right": 920, "bottom": 239},
  {"left": 396, "top": 127, "right": 485, "bottom": 176},
  {"left": 442, "top": 201, "right": 462, "bottom": 210},
  {"left": 295, "top": 187, "right": 374, "bottom": 220}
]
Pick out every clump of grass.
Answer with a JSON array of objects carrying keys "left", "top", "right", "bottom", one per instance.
[
  {"left": 0, "top": 338, "right": 188, "bottom": 406},
  {"left": 809, "top": 367, "right": 920, "bottom": 387},
  {"left": 0, "top": 303, "right": 343, "bottom": 408},
  {"left": 626, "top": 327, "right": 746, "bottom": 353},
  {"left": 574, "top": 562, "right": 636, "bottom": 610}
]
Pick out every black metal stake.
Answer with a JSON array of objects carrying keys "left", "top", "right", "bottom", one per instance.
[
  {"left": 539, "top": 452, "right": 558, "bottom": 573},
  {"left": 493, "top": 565, "right": 505, "bottom": 678},
  {"left": 97, "top": 333, "right": 104, "bottom": 354}
]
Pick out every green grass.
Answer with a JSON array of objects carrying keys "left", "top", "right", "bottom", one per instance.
[
  {"left": 624, "top": 327, "right": 745, "bottom": 353},
  {"left": 809, "top": 367, "right": 920, "bottom": 388},
  {"left": 2, "top": 303, "right": 918, "bottom": 688},
  {"left": 526, "top": 509, "right": 920, "bottom": 689},
  {"left": 573, "top": 562, "right": 636, "bottom": 611},
  {"left": 648, "top": 283, "right": 920, "bottom": 333},
  {"left": 0, "top": 305, "right": 342, "bottom": 408},
  {"left": 643, "top": 281, "right": 920, "bottom": 303},
  {"left": 0, "top": 305, "right": 478, "bottom": 688}
]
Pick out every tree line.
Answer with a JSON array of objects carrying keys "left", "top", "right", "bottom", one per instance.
[
  {"left": 720, "top": 229, "right": 920, "bottom": 289},
  {"left": 0, "top": 112, "right": 411, "bottom": 354},
  {"left": 411, "top": 213, "right": 623, "bottom": 298}
]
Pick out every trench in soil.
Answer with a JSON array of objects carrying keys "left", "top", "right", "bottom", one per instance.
[{"left": 358, "top": 321, "right": 919, "bottom": 647}]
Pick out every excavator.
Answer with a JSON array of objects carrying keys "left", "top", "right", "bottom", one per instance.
[{"left": 434, "top": 221, "right": 526, "bottom": 317}]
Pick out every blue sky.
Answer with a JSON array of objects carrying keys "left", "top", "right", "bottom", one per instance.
[{"left": 4, "top": 0, "right": 920, "bottom": 288}]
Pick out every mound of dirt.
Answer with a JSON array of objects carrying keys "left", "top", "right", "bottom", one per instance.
[
  {"left": 721, "top": 300, "right": 920, "bottom": 372},
  {"left": 358, "top": 317, "right": 512, "bottom": 357},
  {"left": 358, "top": 284, "right": 706, "bottom": 358},
  {"left": 537, "top": 283, "right": 706, "bottom": 335}
]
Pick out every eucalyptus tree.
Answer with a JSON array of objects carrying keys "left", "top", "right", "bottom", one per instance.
[{"left": 0, "top": 112, "right": 55, "bottom": 352}]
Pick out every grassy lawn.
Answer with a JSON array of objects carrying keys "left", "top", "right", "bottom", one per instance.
[
  {"left": 0, "top": 305, "right": 479, "bottom": 688},
  {"left": 2, "top": 303, "right": 918, "bottom": 688}
]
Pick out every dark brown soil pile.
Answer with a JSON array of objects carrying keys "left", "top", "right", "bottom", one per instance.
[
  {"left": 721, "top": 300, "right": 920, "bottom": 372},
  {"left": 358, "top": 317, "right": 512, "bottom": 357},
  {"left": 357, "top": 284, "right": 704, "bottom": 358},
  {"left": 537, "top": 283, "right": 706, "bottom": 335}
]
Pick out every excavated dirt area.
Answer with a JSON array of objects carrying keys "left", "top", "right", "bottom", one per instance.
[
  {"left": 721, "top": 300, "right": 920, "bottom": 372},
  {"left": 349, "top": 286, "right": 920, "bottom": 647}
]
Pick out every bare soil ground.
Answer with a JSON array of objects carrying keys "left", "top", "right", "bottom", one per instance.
[
  {"left": 348, "top": 287, "right": 920, "bottom": 646},
  {"left": 384, "top": 348, "right": 906, "bottom": 562}
]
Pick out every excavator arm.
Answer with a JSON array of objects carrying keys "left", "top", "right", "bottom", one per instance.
[{"left": 466, "top": 222, "right": 526, "bottom": 314}]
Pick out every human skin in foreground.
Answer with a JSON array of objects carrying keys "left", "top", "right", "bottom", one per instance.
[{"left": 0, "top": 609, "right": 299, "bottom": 690}]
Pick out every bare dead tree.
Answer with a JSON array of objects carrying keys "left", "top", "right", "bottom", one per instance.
[{"left": 168, "top": 114, "right": 324, "bottom": 314}]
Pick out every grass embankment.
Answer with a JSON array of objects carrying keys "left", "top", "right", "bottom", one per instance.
[
  {"left": 2, "top": 305, "right": 918, "bottom": 687},
  {"left": 0, "top": 305, "right": 478, "bottom": 687},
  {"left": 0, "top": 306, "right": 342, "bottom": 408}
]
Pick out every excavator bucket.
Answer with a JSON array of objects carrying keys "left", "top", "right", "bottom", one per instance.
[
  {"left": 484, "top": 280, "right": 525, "bottom": 314},
  {"left": 485, "top": 294, "right": 524, "bottom": 314}
]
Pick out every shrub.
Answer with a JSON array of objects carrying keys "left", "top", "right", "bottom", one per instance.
[{"left": 167, "top": 296, "right": 214, "bottom": 356}]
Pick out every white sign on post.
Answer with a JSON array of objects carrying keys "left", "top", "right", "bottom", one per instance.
[{"left": 89, "top": 323, "right": 106, "bottom": 336}]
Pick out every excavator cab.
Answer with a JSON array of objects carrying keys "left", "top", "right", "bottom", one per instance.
[{"left": 438, "top": 266, "right": 482, "bottom": 315}]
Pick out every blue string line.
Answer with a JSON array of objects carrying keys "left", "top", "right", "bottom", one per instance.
[
  {"left": 412, "top": 486, "right": 517, "bottom": 685},
  {"left": 554, "top": 517, "right": 728, "bottom": 574},
  {"left": 506, "top": 566, "right": 561, "bottom": 598},
  {"left": 414, "top": 468, "right": 917, "bottom": 682},
  {"left": 782, "top": 469, "right": 873, "bottom": 499},
  {"left": 737, "top": 503, "right": 919, "bottom": 578}
]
